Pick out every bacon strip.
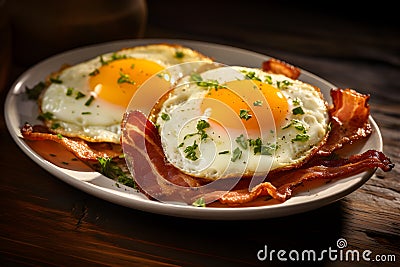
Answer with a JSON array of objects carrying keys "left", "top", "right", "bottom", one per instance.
[
  {"left": 262, "top": 58, "right": 301, "bottom": 79},
  {"left": 21, "top": 123, "right": 122, "bottom": 161},
  {"left": 219, "top": 150, "right": 394, "bottom": 205},
  {"left": 318, "top": 88, "right": 372, "bottom": 156}
]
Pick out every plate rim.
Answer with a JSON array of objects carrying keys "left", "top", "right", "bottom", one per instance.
[{"left": 4, "top": 38, "right": 382, "bottom": 220}]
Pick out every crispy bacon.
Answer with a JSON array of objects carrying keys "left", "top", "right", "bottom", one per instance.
[
  {"left": 21, "top": 123, "right": 122, "bottom": 161},
  {"left": 121, "top": 110, "right": 206, "bottom": 203},
  {"left": 219, "top": 150, "right": 394, "bottom": 205},
  {"left": 21, "top": 86, "right": 394, "bottom": 207},
  {"left": 262, "top": 58, "right": 301, "bottom": 79},
  {"left": 318, "top": 88, "right": 372, "bottom": 156}
]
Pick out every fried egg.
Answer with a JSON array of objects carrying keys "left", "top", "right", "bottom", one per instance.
[
  {"left": 39, "top": 44, "right": 213, "bottom": 143},
  {"left": 154, "top": 66, "right": 329, "bottom": 180}
]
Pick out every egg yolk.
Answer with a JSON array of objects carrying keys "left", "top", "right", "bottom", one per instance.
[
  {"left": 89, "top": 58, "right": 165, "bottom": 108},
  {"left": 201, "top": 79, "right": 288, "bottom": 133}
]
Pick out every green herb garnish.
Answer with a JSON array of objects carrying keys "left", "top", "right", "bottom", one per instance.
[
  {"left": 235, "top": 134, "right": 248, "bottom": 149},
  {"left": 231, "top": 147, "right": 242, "bottom": 162},
  {"left": 292, "top": 106, "right": 305, "bottom": 115},
  {"left": 50, "top": 76, "right": 63, "bottom": 84},
  {"left": 292, "top": 134, "right": 310, "bottom": 142},
  {"left": 282, "top": 119, "right": 307, "bottom": 133},
  {"left": 190, "top": 73, "right": 226, "bottom": 90},
  {"left": 247, "top": 138, "right": 277, "bottom": 155},
  {"left": 85, "top": 95, "right": 95, "bottom": 106},
  {"left": 243, "top": 71, "right": 262, "bottom": 81},
  {"left": 175, "top": 51, "right": 185, "bottom": 58},
  {"left": 97, "top": 157, "right": 137, "bottom": 189},
  {"left": 75, "top": 91, "right": 86, "bottom": 100},
  {"left": 276, "top": 80, "right": 292, "bottom": 89},
  {"left": 264, "top": 76, "right": 273, "bottom": 84},
  {"left": 89, "top": 69, "right": 100, "bottom": 76},
  {"left": 161, "top": 113, "right": 170, "bottom": 121},
  {"left": 66, "top": 87, "right": 74, "bottom": 96},
  {"left": 184, "top": 141, "right": 199, "bottom": 161},
  {"left": 51, "top": 123, "right": 61, "bottom": 129},
  {"left": 37, "top": 111, "right": 54, "bottom": 121},
  {"left": 253, "top": 100, "right": 263, "bottom": 106}
]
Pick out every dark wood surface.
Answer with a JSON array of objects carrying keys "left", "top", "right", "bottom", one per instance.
[{"left": 1, "top": 1, "right": 399, "bottom": 266}]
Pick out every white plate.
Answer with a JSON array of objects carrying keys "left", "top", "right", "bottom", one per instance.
[{"left": 4, "top": 39, "right": 382, "bottom": 220}]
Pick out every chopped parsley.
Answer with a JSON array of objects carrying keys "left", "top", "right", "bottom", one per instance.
[
  {"left": 179, "top": 120, "right": 211, "bottom": 161},
  {"left": 292, "top": 106, "right": 305, "bottom": 115},
  {"left": 25, "top": 81, "right": 46, "bottom": 100},
  {"left": 192, "top": 197, "right": 206, "bottom": 207},
  {"left": 231, "top": 147, "right": 242, "bottom": 162},
  {"left": 276, "top": 80, "right": 292, "bottom": 89},
  {"left": 282, "top": 119, "right": 307, "bottom": 133},
  {"left": 218, "top": 150, "right": 229, "bottom": 155},
  {"left": 161, "top": 113, "right": 170, "bottom": 121},
  {"left": 235, "top": 135, "right": 278, "bottom": 156},
  {"left": 183, "top": 119, "right": 210, "bottom": 141},
  {"left": 242, "top": 71, "right": 261, "bottom": 81},
  {"left": 97, "top": 157, "right": 137, "bottom": 189},
  {"left": 235, "top": 134, "right": 248, "bottom": 149},
  {"left": 196, "top": 119, "right": 210, "bottom": 140},
  {"left": 37, "top": 111, "right": 54, "bottom": 121},
  {"left": 51, "top": 123, "right": 61, "bottom": 129},
  {"left": 85, "top": 95, "right": 95, "bottom": 106},
  {"left": 292, "top": 134, "right": 310, "bottom": 142},
  {"left": 100, "top": 53, "right": 127, "bottom": 65},
  {"left": 190, "top": 73, "right": 226, "bottom": 90},
  {"left": 175, "top": 51, "right": 185, "bottom": 58},
  {"left": 264, "top": 75, "right": 273, "bottom": 84},
  {"left": 75, "top": 91, "right": 86, "bottom": 100},
  {"left": 81, "top": 111, "right": 91, "bottom": 115},
  {"left": 183, "top": 141, "right": 199, "bottom": 161},
  {"left": 253, "top": 100, "right": 263, "bottom": 106},
  {"left": 292, "top": 98, "right": 301, "bottom": 106},
  {"left": 117, "top": 72, "right": 135, "bottom": 85},
  {"left": 248, "top": 137, "right": 277, "bottom": 155},
  {"left": 89, "top": 69, "right": 100, "bottom": 76},
  {"left": 50, "top": 76, "right": 63, "bottom": 84},
  {"left": 66, "top": 87, "right": 74, "bottom": 96},
  {"left": 111, "top": 53, "right": 127, "bottom": 61}
]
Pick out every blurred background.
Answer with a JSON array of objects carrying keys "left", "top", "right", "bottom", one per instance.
[{"left": 1, "top": 0, "right": 399, "bottom": 103}]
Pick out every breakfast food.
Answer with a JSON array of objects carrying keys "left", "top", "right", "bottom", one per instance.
[
  {"left": 38, "top": 44, "right": 213, "bottom": 144},
  {"left": 151, "top": 66, "right": 329, "bottom": 180},
  {"left": 21, "top": 43, "right": 394, "bottom": 207}
]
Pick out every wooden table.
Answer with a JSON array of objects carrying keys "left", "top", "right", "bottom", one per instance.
[{"left": 1, "top": 1, "right": 399, "bottom": 266}]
